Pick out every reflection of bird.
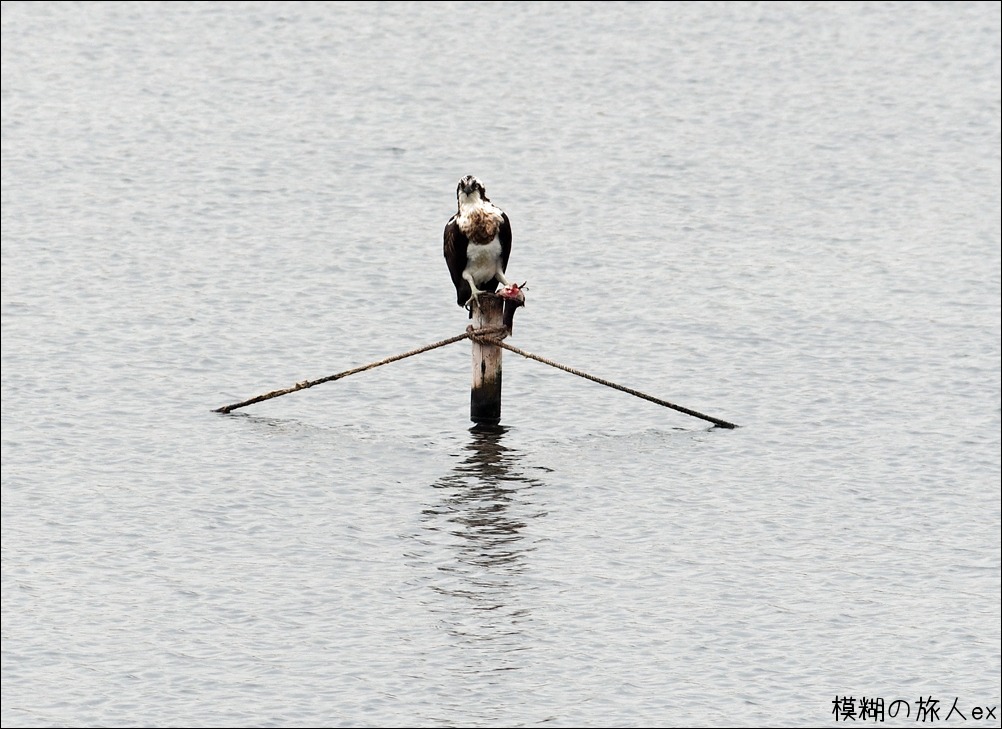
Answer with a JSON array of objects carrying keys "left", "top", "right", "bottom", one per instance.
[{"left": 443, "top": 176, "right": 513, "bottom": 309}]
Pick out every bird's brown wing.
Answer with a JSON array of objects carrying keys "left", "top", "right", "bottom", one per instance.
[
  {"left": 499, "top": 212, "right": 512, "bottom": 272},
  {"left": 444, "top": 218, "right": 470, "bottom": 307}
]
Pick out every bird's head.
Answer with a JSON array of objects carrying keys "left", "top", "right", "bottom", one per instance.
[{"left": 456, "top": 175, "right": 488, "bottom": 211}]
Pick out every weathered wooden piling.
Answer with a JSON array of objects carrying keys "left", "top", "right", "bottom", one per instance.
[{"left": 470, "top": 293, "right": 505, "bottom": 425}]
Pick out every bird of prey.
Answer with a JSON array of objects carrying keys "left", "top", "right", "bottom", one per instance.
[{"left": 443, "top": 175, "right": 513, "bottom": 310}]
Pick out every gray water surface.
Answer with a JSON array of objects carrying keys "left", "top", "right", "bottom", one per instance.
[{"left": 2, "top": 2, "right": 1000, "bottom": 726}]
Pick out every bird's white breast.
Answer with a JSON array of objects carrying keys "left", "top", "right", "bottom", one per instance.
[{"left": 464, "top": 237, "right": 503, "bottom": 283}]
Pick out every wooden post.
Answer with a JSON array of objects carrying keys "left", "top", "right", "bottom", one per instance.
[{"left": 471, "top": 293, "right": 504, "bottom": 425}]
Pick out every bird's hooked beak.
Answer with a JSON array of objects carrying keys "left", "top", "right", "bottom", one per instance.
[{"left": 460, "top": 176, "right": 479, "bottom": 196}]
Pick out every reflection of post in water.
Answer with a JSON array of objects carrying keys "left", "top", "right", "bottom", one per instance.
[
  {"left": 414, "top": 429, "right": 549, "bottom": 724},
  {"left": 424, "top": 425, "right": 548, "bottom": 619}
]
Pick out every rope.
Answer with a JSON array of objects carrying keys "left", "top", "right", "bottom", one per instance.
[
  {"left": 471, "top": 334, "right": 738, "bottom": 429},
  {"left": 214, "top": 327, "right": 738, "bottom": 429},
  {"left": 213, "top": 331, "right": 472, "bottom": 414}
]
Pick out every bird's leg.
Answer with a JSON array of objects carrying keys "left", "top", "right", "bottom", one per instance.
[
  {"left": 463, "top": 272, "right": 485, "bottom": 310},
  {"left": 495, "top": 269, "right": 513, "bottom": 288}
]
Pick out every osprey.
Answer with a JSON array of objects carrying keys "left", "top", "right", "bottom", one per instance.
[{"left": 443, "top": 175, "right": 513, "bottom": 309}]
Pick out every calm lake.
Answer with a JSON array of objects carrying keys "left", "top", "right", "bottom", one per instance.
[{"left": 2, "top": 2, "right": 1000, "bottom": 726}]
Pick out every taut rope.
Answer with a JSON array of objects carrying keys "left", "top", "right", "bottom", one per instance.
[
  {"left": 469, "top": 333, "right": 738, "bottom": 429},
  {"left": 213, "top": 332, "right": 473, "bottom": 414},
  {"left": 213, "top": 327, "right": 738, "bottom": 428}
]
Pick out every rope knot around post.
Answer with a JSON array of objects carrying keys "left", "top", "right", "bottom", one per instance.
[{"left": 466, "top": 324, "right": 509, "bottom": 343}]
